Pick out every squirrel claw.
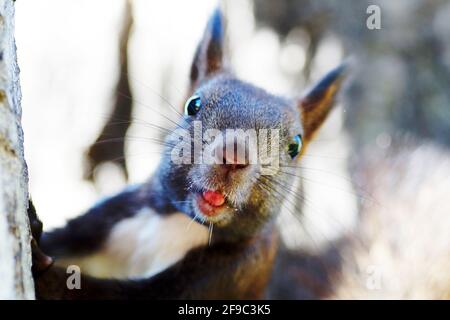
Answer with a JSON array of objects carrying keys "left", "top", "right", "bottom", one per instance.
[
  {"left": 28, "top": 200, "right": 53, "bottom": 276},
  {"left": 27, "top": 200, "right": 43, "bottom": 241},
  {"left": 31, "top": 238, "right": 54, "bottom": 276}
]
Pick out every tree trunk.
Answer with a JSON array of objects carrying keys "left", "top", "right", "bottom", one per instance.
[{"left": 0, "top": 0, "right": 34, "bottom": 299}]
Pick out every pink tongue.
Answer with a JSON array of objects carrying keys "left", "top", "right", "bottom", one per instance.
[{"left": 202, "top": 190, "right": 225, "bottom": 207}]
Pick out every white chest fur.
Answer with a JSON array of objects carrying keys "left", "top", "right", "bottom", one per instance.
[{"left": 58, "top": 208, "right": 209, "bottom": 279}]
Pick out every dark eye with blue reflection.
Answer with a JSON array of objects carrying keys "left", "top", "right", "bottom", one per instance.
[
  {"left": 184, "top": 95, "right": 202, "bottom": 116},
  {"left": 288, "top": 134, "right": 303, "bottom": 159}
]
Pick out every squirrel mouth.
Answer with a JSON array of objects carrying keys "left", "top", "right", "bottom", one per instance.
[{"left": 195, "top": 190, "right": 226, "bottom": 217}]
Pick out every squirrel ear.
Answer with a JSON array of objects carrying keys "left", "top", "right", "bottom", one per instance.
[
  {"left": 299, "top": 63, "right": 347, "bottom": 141},
  {"left": 190, "top": 8, "right": 225, "bottom": 88}
]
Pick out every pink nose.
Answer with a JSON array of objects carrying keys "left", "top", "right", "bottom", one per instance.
[{"left": 221, "top": 141, "right": 250, "bottom": 170}]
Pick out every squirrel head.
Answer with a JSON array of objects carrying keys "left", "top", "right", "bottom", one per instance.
[{"left": 157, "top": 8, "right": 348, "bottom": 241}]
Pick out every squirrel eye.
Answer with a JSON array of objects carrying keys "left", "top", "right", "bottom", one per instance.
[
  {"left": 184, "top": 95, "right": 202, "bottom": 116},
  {"left": 288, "top": 134, "right": 303, "bottom": 159}
]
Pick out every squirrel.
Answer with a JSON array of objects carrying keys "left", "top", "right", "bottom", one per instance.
[{"left": 29, "top": 8, "right": 347, "bottom": 299}]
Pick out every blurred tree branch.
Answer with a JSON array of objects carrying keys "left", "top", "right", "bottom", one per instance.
[{"left": 85, "top": 0, "right": 133, "bottom": 182}]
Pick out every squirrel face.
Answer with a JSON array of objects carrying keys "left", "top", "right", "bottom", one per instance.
[{"left": 157, "top": 9, "right": 347, "bottom": 241}]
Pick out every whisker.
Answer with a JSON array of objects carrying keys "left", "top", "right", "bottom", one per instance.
[
  {"left": 277, "top": 168, "right": 377, "bottom": 204},
  {"left": 186, "top": 212, "right": 199, "bottom": 231},
  {"left": 258, "top": 176, "right": 362, "bottom": 270},
  {"left": 101, "top": 118, "right": 176, "bottom": 136},
  {"left": 268, "top": 176, "right": 356, "bottom": 240},
  {"left": 253, "top": 177, "right": 337, "bottom": 272},
  {"left": 280, "top": 164, "right": 355, "bottom": 184},
  {"left": 260, "top": 174, "right": 368, "bottom": 254},
  {"left": 208, "top": 223, "right": 213, "bottom": 246},
  {"left": 116, "top": 91, "right": 187, "bottom": 131},
  {"left": 280, "top": 163, "right": 375, "bottom": 200},
  {"left": 120, "top": 68, "right": 186, "bottom": 115},
  {"left": 90, "top": 136, "right": 175, "bottom": 147},
  {"left": 300, "top": 154, "right": 347, "bottom": 160},
  {"left": 84, "top": 150, "right": 173, "bottom": 178}
]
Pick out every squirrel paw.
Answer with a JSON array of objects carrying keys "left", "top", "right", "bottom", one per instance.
[{"left": 28, "top": 200, "right": 54, "bottom": 276}]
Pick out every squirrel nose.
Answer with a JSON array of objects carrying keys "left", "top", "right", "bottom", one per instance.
[{"left": 222, "top": 141, "right": 249, "bottom": 170}]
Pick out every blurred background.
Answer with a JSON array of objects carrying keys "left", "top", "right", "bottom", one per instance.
[{"left": 15, "top": 0, "right": 450, "bottom": 250}]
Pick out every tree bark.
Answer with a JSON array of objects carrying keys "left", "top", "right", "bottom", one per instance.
[{"left": 0, "top": 0, "right": 34, "bottom": 299}]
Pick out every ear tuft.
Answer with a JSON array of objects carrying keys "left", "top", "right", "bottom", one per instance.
[
  {"left": 209, "top": 8, "right": 224, "bottom": 47},
  {"left": 190, "top": 8, "right": 225, "bottom": 88},
  {"left": 299, "top": 62, "right": 348, "bottom": 141}
]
